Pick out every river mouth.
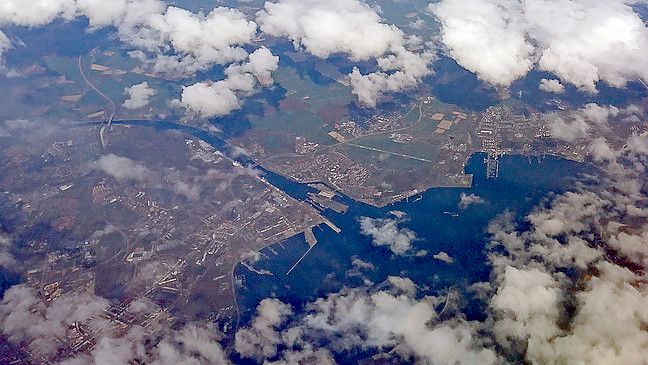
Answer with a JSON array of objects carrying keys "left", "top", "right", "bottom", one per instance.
[{"left": 89, "top": 120, "right": 591, "bottom": 328}]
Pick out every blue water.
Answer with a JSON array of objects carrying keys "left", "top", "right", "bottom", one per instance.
[
  {"left": 103, "top": 121, "right": 589, "bottom": 315},
  {"left": 79, "top": 121, "right": 590, "bottom": 334},
  {"left": 234, "top": 153, "right": 590, "bottom": 326},
  {"left": 0, "top": 120, "right": 593, "bottom": 365}
]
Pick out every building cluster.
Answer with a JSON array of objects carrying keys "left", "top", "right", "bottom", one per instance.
[
  {"left": 0, "top": 125, "right": 328, "bottom": 364},
  {"left": 478, "top": 105, "right": 588, "bottom": 163}
]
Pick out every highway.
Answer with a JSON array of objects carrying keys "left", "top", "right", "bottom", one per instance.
[{"left": 78, "top": 53, "right": 116, "bottom": 149}]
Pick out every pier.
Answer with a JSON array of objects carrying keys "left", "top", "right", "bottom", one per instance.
[
  {"left": 485, "top": 153, "right": 499, "bottom": 179},
  {"left": 286, "top": 220, "right": 341, "bottom": 275}
]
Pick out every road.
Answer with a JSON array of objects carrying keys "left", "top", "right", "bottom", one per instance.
[
  {"left": 78, "top": 53, "right": 116, "bottom": 149},
  {"left": 260, "top": 101, "right": 431, "bottom": 165},
  {"left": 346, "top": 143, "right": 433, "bottom": 163},
  {"left": 324, "top": 102, "right": 428, "bottom": 151}
]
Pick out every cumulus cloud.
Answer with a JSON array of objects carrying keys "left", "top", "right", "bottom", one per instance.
[
  {"left": 0, "top": 232, "right": 15, "bottom": 269},
  {"left": 539, "top": 78, "right": 565, "bottom": 94},
  {"left": 179, "top": 76, "right": 254, "bottom": 118},
  {"left": 257, "top": 0, "right": 434, "bottom": 106},
  {"left": 458, "top": 192, "right": 484, "bottom": 209},
  {"left": 430, "top": 0, "right": 534, "bottom": 87},
  {"left": 236, "top": 276, "right": 498, "bottom": 364},
  {"left": 0, "top": 30, "right": 12, "bottom": 72},
  {"left": 548, "top": 103, "right": 643, "bottom": 142},
  {"left": 130, "top": 6, "right": 258, "bottom": 75},
  {"left": 226, "top": 47, "right": 279, "bottom": 85},
  {"left": 486, "top": 207, "right": 648, "bottom": 364},
  {"left": 0, "top": 1, "right": 257, "bottom": 73},
  {"left": 549, "top": 115, "right": 591, "bottom": 142},
  {"left": 157, "top": 324, "right": 230, "bottom": 365},
  {"left": 433, "top": 251, "right": 454, "bottom": 264},
  {"left": 258, "top": 0, "right": 401, "bottom": 60},
  {"left": 92, "top": 154, "right": 150, "bottom": 181},
  {"left": 235, "top": 298, "right": 293, "bottom": 361},
  {"left": 75, "top": 0, "right": 135, "bottom": 28},
  {"left": 0, "top": 285, "right": 110, "bottom": 358},
  {"left": 240, "top": 250, "right": 273, "bottom": 276},
  {"left": 483, "top": 125, "right": 648, "bottom": 363},
  {"left": 0, "top": 285, "right": 231, "bottom": 364},
  {"left": 123, "top": 81, "right": 156, "bottom": 110},
  {"left": 69, "top": 324, "right": 231, "bottom": 365},
  {"left": 179, "top": 48, "right": 279, "bottom": 118},
  {"left": 0, "top": 1, "right": 274, "bottom": 117},
  {"left": 527, "top": 262, "right": 648, "bottom": 365},
  {"left": 349, "top": 47, "right": 434, "bottom": 107},
  {"left": 490, "top": 266, "right": 562, "bottom": 349},
  {"left": 0, "top": 0, "right": 77, "bottom": 27},
  {"left": 359, "top": 211, "right": 418, "bottom": 255},
  {"left": 0, "top": 31, "right": 9, "bottom": 51},
  {"left": 430, "top": 0, "right": 648, "bottom": 92}
]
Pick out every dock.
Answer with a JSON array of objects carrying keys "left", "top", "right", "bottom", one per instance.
[
  {"left": 324, "top": 219, "right": 341, "bottom": 233},
  {"left": 305, "top": 227, "right": 317, "bottom": 247},
  {"left": 286, "top": 244, "right": 314, "bottom": 275},
  {"left": 485, "top": 153, "right": 499, "bottom": 179},
  {"left": 307, "top": 192, "right": 348, "bottom": 214},
  {"left": 286, "top": 220, "right": 340, "bottom": 275}
]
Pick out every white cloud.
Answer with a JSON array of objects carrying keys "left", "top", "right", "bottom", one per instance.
[
  {"left": 92, "top": 154, "right": 150, "bottom": 181},
  {"left": 0, "top": 30, "right": 11, "bottom": 64},
  {"left": 549, "top": 114, "right": 591, "bottom": 142},
  {"left": 102, "top": 3, "right": 258, "bottom": 76},
  {"left": 0, "top": 286, "right": 231, "bottom": 364},
  {"left": 240, "top": 250, "right": 273, "bottom": 276},
  {"left": 525, "top": 262, "right": 648, "bottom": 365},
  {"left": 430, "top": 0, "right": 533, "bottom": 87},
  {"left": 0, "top": 0, "right": 77, "bottom": 27},
  {"left": 0, "top": 29, "right": 19, "bottom": 77},
  {"left": 490, "top": 266, "right": 562, "bottom": 348},
  {"left": 123, "top": 81, "right": 156, "bottom": 110},
  {"left": 0, "top": 1, "right": 273, "bottom": 118},
  {"left": 0, "top": 232, "right": 15, "bottom": 269},
  {"left": 589, "top": 137, "right": 619, "bottom": 164},
  {"left": 349, "top": 47, "right": 434, "bottom": 107},
  {"left": 265, "top": 346, "right": 335, "bottom": 365},
  {"left": 484, "top": 126, "right": 648, "bottom": 363},
  {"left": 235, "top": 298, "right": 293, "bottom": 361},
  {"left": 76, "top": 0, "right": 131, "bottom": 28},
  {"left": 539, "top": 78, "right": 565, "bottom": 94},
  {"left": 430, "top": 0, "right": 648, "bottom": 92},
  {"left": 179, "top": 76, "right": 254, "bottom": 118},
  {"left": 258, "top": 0, "right": 401, "bottom": 61},
  {"left": 179, "top": 48, "right": 279, "bottom": 118},
  {"left": 227, "top": 47, "right": 279, "bottom": 86},
  {"left": 433, "top": 251, "right": 454, "bottom": 264},
  {"left": 149, "top": 324, "right": 230, "bottom": 365},
  {"left": 359, "top": 212, "right": 417, "bottom": 255},
  {"left": 548, "top": 103, "right": 642, "bottom": 142},
  {"left": 257, "top": 0, "right": 434, "bottom": 106},
  {"left": 0, "top": 1, "right": 256, "bottom": 74},
  {"left": 237, "top": 277, "right": 498, "bottom": 364},
  {"left": 137, "top": 6, "right": 257, "bottom": 74},
  {"left": 78, "top": 324, "right": 231, "bottom": 365},
  {"left": 0, "top": 285, "right": 110, "bottom": 358},
  {"left": 459, "top": 193, "right": 484, "bottom": 209}
]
